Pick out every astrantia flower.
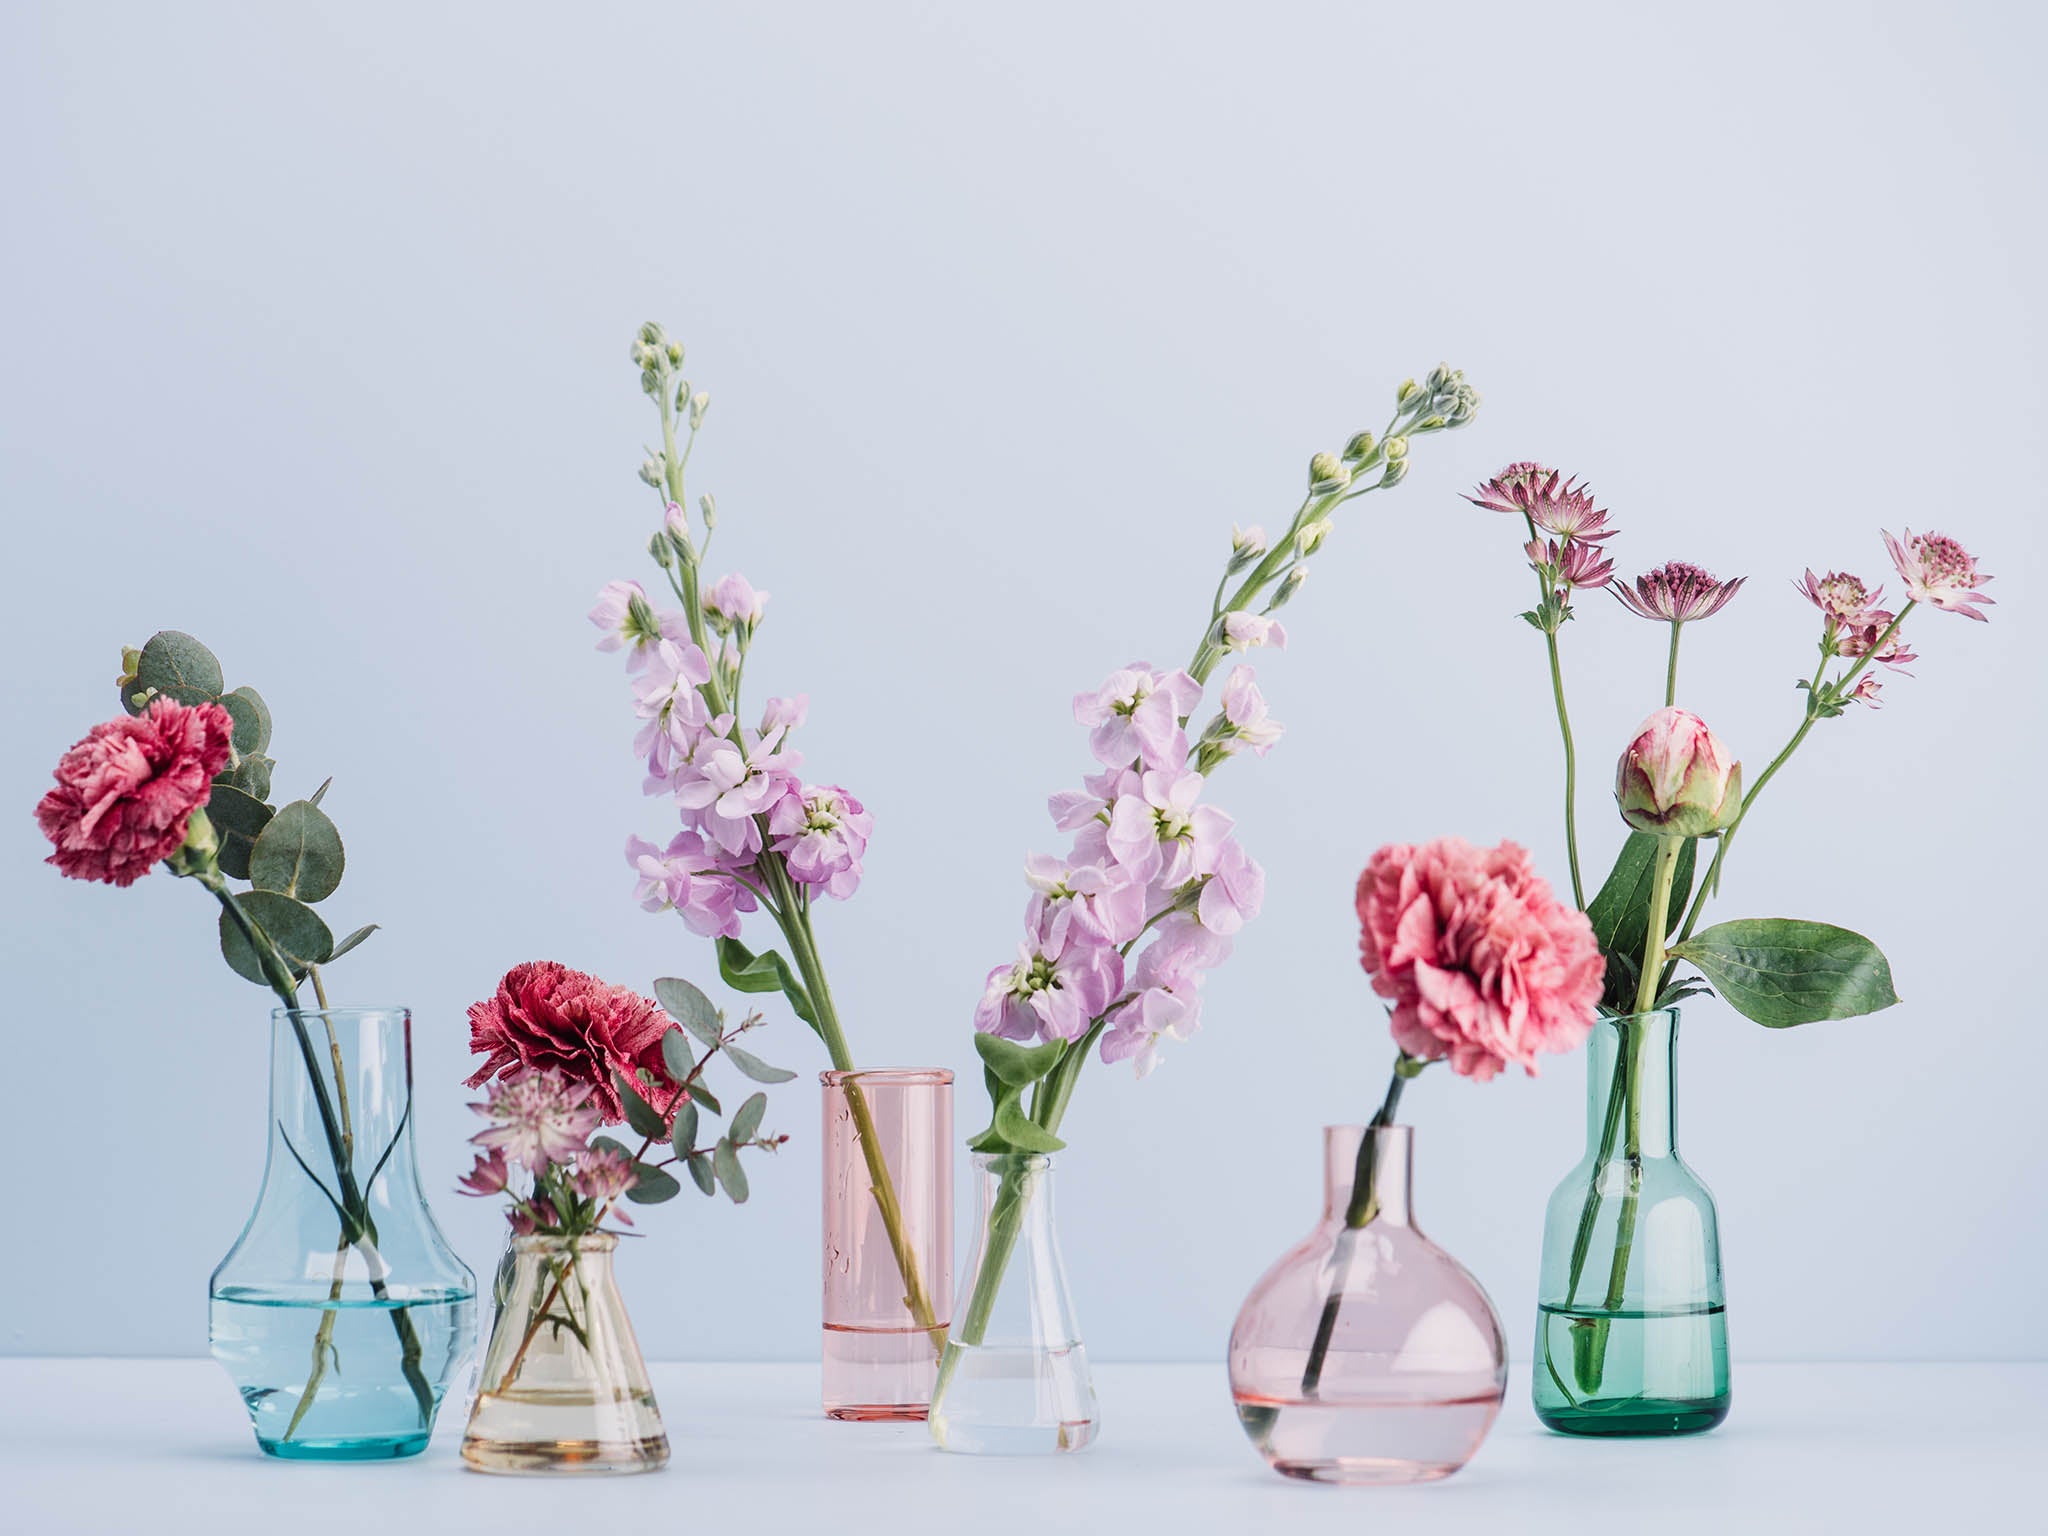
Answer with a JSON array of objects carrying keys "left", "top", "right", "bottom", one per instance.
[
  {"left": 470, "top": 1069, "right": 603, "bottom": 1172},
  {"left": 36, "top": 697, "right": 235, "bottom": 886},
  {"left": 1073, "top": 665, "right": 1201, "bottom": 771},
  {"left": 703, "top": 572, "right": 769, "bottom": 630},
  {"left": 589, "top": 580, "right": 687, "bottom": 671},
  {"left": 456, "top": 1146, "right": 511, "bottom": 1197},
  {"left": 1836, "top": 610, "right": 1917, "bottom": 672},
  {"left": 570, "top": 1142, "right": 639, "bottom": 1204},
  {"left": 974, "top": 931, "right": 1125, "bottom": 1043},
  {"left": 1884, "top": 528, "right": 1993, "bottom": 620},
  {"left": 465, "top": 961, "right": 681, "bottom": 1124},
  {"left": 1798, "top": 569, "right": 1883, "bottom": 627},
  {"left": 625, "top": 829, "right": 749, "bottom": 937},
  {"left": 1220, "top": 612, "right": 1288, "bottom": 653},
  {"left": 1612, "top": 561, "right": 1746, "bottom": 623},
  {"left": 1217, "top": 666, "right": 1284, "bottom": 756},
  {"left": 769, "top": 784, "right": 872, "bottom": 900},
  {"left": 1526, "top": 537, "right": 1615, "bottom": 592},
  {"left": 1467, "top": 465, "right": 1615, "bottom": 543},
  {"left": 1847, "top": 673, "right": 1885, "bottom": 708},
  {"left": 1355, "top": 838, "right": 1602, "bottom": 1080}
]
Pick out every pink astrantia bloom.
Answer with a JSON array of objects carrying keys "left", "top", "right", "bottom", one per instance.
[
  {"left": 456, "top": 1146, "right": 511, "bottom": 1197},
  {"left": 470, "top": 1069, "right": 604, "bottom": 1172},
  {"left": 1218, "top": 666, "right": 1284, "bottom": 756},
  {"left": 769, "top": 784, "right": 872, "bottom": 900},
  {"left": 465, "top": 961, "right": 683, "bottom": 1124},
  {"left": 35, "top": 697, "right": 235, "bottom": 886},
  {"left": 974, "top": 931, "right": 1126, "bottom": 1044},
  {"left": 1884, "top": 528, "right": 1993, "bottom": 620},
  {"left": 1107, "top": 767, "right": 1232, "bottom": 888},
  {"left": 1024, "top": 853, "right": 1148, "bottom": 949},
  {"left": 1197, "top": 836, "right": 1265, "bottom": 935},
  {"left": 1100, "top": 916, "right": 1232, "bottom": 1077},
  {"left": 1615, "top": 707, "right": 1743, "bottom": 838},
  {"left": 508, "top": 1198, "right": 559, "bottom": 1238},
  {"left": 1526, "top": 537, "right": 1615, "bottom": 592},
  {"left": 1836, "top": 610, "right": 1917, "bottom": 672},
  {"left": 1612, "top": 561, "right": 1747, "bottom": 623},
  {"left": 570, "top": 1142, "right": 640, "bottom": 1204},
  {"left": 1798, "top": 569, "right": 1883, "bottom": 627},
  {"left": 704, "top": 573, "right": 769, "bottom": 629},
  {"left": 1074, "top": 665, "right": 1202, "bottom": 771},
  {"left": 1847, "top": 673, "right": 1885, "bottom": 708},
  {"left": 589, "top": 579, "right": 687, "bottom": 671},
  {"left": 1467, "top": 465, "right": 1615, "bottom": 543},
  {"left": 625, "top": 829, "right": 749, "bottom": 937},
  {"left": 1221, "top": 612, "right": 1288, "bottom": 653},
  {"left": 1355, "top": 838, "right": 1602, "bottom": 1081}
]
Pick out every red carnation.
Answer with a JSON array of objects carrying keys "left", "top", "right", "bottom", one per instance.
[
  {"left": 36, "top": 697, "right": 235, "bottom": 887},
  {"left": 465, "top": 960, "right": 682, "bottom": 1124}
]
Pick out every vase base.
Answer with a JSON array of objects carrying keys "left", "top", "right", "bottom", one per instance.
[
  {"left": 825, "top": 1404, "right": 930, "bottom": 1422},
  {"left": 460, "top": 1435, "right": 671, "bottom": 1474},
  {"left": 258, "top": 1433, "right": 430, "bottom": 1461},
  {"left": 1270, "top": 1458, "right": 1461, "bottom": 1486},
  {"left": 1536, "top": 1395, "right": 1730, "bottom": 1437}
]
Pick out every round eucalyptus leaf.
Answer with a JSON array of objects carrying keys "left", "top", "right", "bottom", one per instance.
[
  {"left": 221, "top": 686, "right": 272, "bottom": 755},
  {"left": 205, "top": 782, "right": 274, "bottom": 882},
  {"left": 136, "top": 631, "right": 224, "bottom": 703},
  {"left": 249, "top": 800, "right": 345, "bottom": 903},
  {"left": 218, "top": 889, "right": 334, "bottom": 985}
]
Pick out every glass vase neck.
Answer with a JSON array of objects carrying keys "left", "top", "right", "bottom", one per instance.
[
  {"left": 1586, "top": 1009, "right": 1680, "bottom": 1158},
  {"left": 1324, "top": 1124, "right": 1412, "bottom": 1226}
]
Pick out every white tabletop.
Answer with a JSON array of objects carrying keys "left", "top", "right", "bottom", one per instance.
[{"left": 3, "top": 1359, "right": 2040, "bottom": 1534}]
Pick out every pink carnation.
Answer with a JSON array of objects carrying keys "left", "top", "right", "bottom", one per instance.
[
  {"left": 465, "top": 961, "right": 682, "bottom": 1124},
  {"left": 1355, "top": 837, "right": 1602, "bottom": 1081},
  {"left": 36, "top": 697, "right": 235, "bottom": 887}
]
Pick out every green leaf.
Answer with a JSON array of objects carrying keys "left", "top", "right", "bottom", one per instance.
[
  {"left": 613, "top": 1072, "right": 671, "bottom": 1141},
  {"left": 1668, "top": 918, "right": 1899, "bottom": 1027},
  {"left": 135, "top": 631, "right": 224, "bottom": 704},
  {"left": 589, "top": 1135, "right": 634, "bottom": 1161},
  {"left": 220, "top": 686, "right": 272, "bottom": 755},
  {"left": 721, "top": 1043, "right": 797, "bottom": 1084},
  {"left": 992, "top": 1096, "right": 1066, "bottom": 1153},
  {"left": 688, "top": 1080, "right": 722, "bottom": 1118},
  {"left": 249, "top": 800, "right": 345, "bottom": 903},
  {"left": 205, "top": 782, "right": 273, "bottom": 881},
  {"left": 654, "top": 976, "right": 724, "bottom": 1048},
  {"left": 327, "top": 923, "right": 379, "bottom": 962},
  {"left": 659, "top": 1026, "right": 699, "bottom": 1087},
  {"left": 219, "top": 753, "right": 274, "bottom": 802},
  {"left": 973, "top": 1031, "right": 1067, "bottom": 1088},
  {"left": 712, "top": 1139, "right": 750, "bottom": 1203},
  {"left": 714, "top": 936, "right": 819, "bottom": 1034},
  {"left": 1587, "top": 833, "right": 1697, "bottom": 1007},
  {"left": 731, "top": 1091, "right": 767, "bottom": 1143},
  {"left": 625, "top": 1163, "right": 681, "bottom": 1203},
  {"left": 218, "top": 890, "right": 333, "bottom": 984},
  {"left": 309, "top": 777, "right": 333, "bottom": 807},
  {"left": 686, "top": 1152, "right": 716, "bottom": 1197},
  {"left": 670, "top": 1099, "right": 700, "bottom": 1158}
]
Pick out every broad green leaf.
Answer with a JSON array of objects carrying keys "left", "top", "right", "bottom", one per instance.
[
  {"left": 992, "top": 1095, "right": 1066, "bottom": 1153},
  {"left": 712, "top": 1139, "right": 750, "bottom": 1203},
  {"left": 686, "top": 1152, "right": 716, "bottom": 1197},
  {"left": 654, "top": 976, "right": 724, "bottom": 1047},
  {"left": 973, "top": 1031, "right": 1066, "bottom": 1089},
  {"left": 625, "top": 1163, "right": 681, "bottom": 1203},
  {"left": 220, "top": 686, "right": 272, "bottom": 756},
  {"left": 250, "top": 800, "right": 345, "bottom": 903},
  {"left": 730, "top": 1091, "right": 767, "bottom": 1143},
  {"left": 327, "top": 923, "right": 379, "bottom": 962},
  {"left": 206, "top": 782, "right": 273, "bottom": 881},
  {"left": 1669, "top": 918, "right": 1898, "bottom": 1027},
  {"left": 1587, "top": 833, "right": 1697, "bottom": 1007},
  {"left": 219, "top": 753, "right": 274, "bottom": 802},
  {"left": 659, "top": 1025, "right": 699, "bottom": 1087},
  {"left": 218, "top": 890, "right": 333, "bottom": 984},
  {"left": 135, "top": 631, "right": 224, "bottom": 704},
  {"left": 613, "top": 1072, "right": 671, "bottom": 1141},
  {"left": 670, "top": 1100, "right": 700, "bottom": 1158},
  {"left": 714, "top": 936, "right": 819, "bottom": 1033},
  {"left": 721, "top": 1043, "right": 797, "bottom": 1084}
]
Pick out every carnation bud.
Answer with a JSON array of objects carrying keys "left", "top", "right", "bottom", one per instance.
[
  {"left": 689, "top": 391, "right": 710, "bottom": 428},
  {"left": 699, "top": 492, "right": 717, "bottom": 530},
  {"left": 1615, "top": 707, "right": 1744, "bottom": 838},
  {"left": 1308, "top": 452, "right": 1349, "bottom": 493},
  {"left": 1343, "top": 430, "right": 1375, "bottom": 463},
  {"left": 638, "top": 456, "right": 665, "bottom": 489},
  {"left": 1295, "top": 518, "right": 1333, "bottom": 556},
  {"left": 165, "top": 806, "right": 218, "bottom": 876}
]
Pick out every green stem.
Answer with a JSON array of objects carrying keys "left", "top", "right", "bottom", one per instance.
[
  {"left": 1523, "top": 514, "right": 1584, "bottom": 908},
  {"left": 1665, "top": 621, "right": 1683, "bottom": 707},
  {"left": 1635, "top": 837, "right": 1682, "bottom": 1017}
]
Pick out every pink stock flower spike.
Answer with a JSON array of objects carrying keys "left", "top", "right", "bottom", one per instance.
[
  {"left": 1884, "top": 528, "right": 1994, "bottom": 620},
  {"left": 1612, "top": 561, "right": 1746, "bottom": 623}
]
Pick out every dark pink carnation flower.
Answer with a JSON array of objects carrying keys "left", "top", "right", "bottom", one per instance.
[
  {"left": 465, "top": 960, "right": 681, "bottom": 1124},
  {"left": 1356, "top": 837, "right": 1602, "bottom": 1081},
  {"left": 36, "top": 697, "right": 235, "bottom": 887}
]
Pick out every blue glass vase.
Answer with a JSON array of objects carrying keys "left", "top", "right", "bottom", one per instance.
[{"left": 210, "top": 1007, "right": 476, "bottom": 1459}]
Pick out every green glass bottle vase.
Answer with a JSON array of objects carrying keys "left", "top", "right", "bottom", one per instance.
[{"left": 1533, "top": 1008, "right": 1730, "bottom": 1435}]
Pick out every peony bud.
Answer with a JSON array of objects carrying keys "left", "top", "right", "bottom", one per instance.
[{"left": 1615, "top": 707, "right": 1743, "bottom": 838}]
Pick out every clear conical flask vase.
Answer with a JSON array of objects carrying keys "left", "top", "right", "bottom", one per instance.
[
  {"left": 929, "top": 1153, "right": 1098, "bottom": 1454},
  {"left": 462, "top": 1233, "right": 669, "bottom": 1474}
]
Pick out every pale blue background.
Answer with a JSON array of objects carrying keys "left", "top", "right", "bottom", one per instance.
[{"left": 2, "top": 1, "right": 2040, "bottom": 1363}]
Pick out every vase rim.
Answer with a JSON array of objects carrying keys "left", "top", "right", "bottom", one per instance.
[
  {"left": 510, "top": 1232, "right": 619, "bottom": 1254},
  {"left": 819, "top": 1066, "right": 955, "bottom": 1087},
  {"left": 270, "top": 1004, "right": 412, "bottom": 1021},
  {"left": 1322, "top": 1122, "right": 1413, "bottom": 1138},
  {"left": 1596, "top": 1006, "right": 1682, "bottom": 1026},
  {"left": 969, "top": 1150, "right": 1052, "bottom": 1172}
]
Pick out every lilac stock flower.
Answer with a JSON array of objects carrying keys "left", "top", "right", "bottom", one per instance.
[
  {"left": 632, "top": 638, "right": 713, "bottom": 776},
  {"left": 1074, "top": 665, "right": 1202, "bottom": 770},
  {"left": 1099, "top": 916, "right": 1232, "bottom": 1077},
  {"left": 1107, "top": 767, "right": 1233, "bottom": 887},
  {"left": 671, "top": 723, "right": 801, "bottom": 858},
  {"left": 470, "top": 1069, "right": 603, "bottom": 1173},
  {"left": 1221, "top": 612, "right": 1288, "bottom": 653},
  {"left": 1197, "top": 836, "right": 1265, "bottom": 935},
  {"left": 770, "top": 784, "right": 872, "bottom": 899},
  {"left": 975, "top": 931, "right": 1126, "bottom": 1043},
  {"left": 1218, "top": 666, "right": 1283, "bottom": 756},
  {"left": 590, "top": 580, "right": 688, "bottom": 672},
  {"left": 704, "top": 573, "right": 770, "bottom": 629},
  {"left": 1024, "top": 852, "right": 1148, "bottom": 949},
  {"left": 759, "top": 695, "right": 808, "bottom": 735},
  {"left": 626, "top": 829, "right": 749, "bottom": 938}
]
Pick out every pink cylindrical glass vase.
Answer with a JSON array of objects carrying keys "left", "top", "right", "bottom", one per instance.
[{"left": 821, "top": 1068, "right": 953, "bottom": 1421}]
